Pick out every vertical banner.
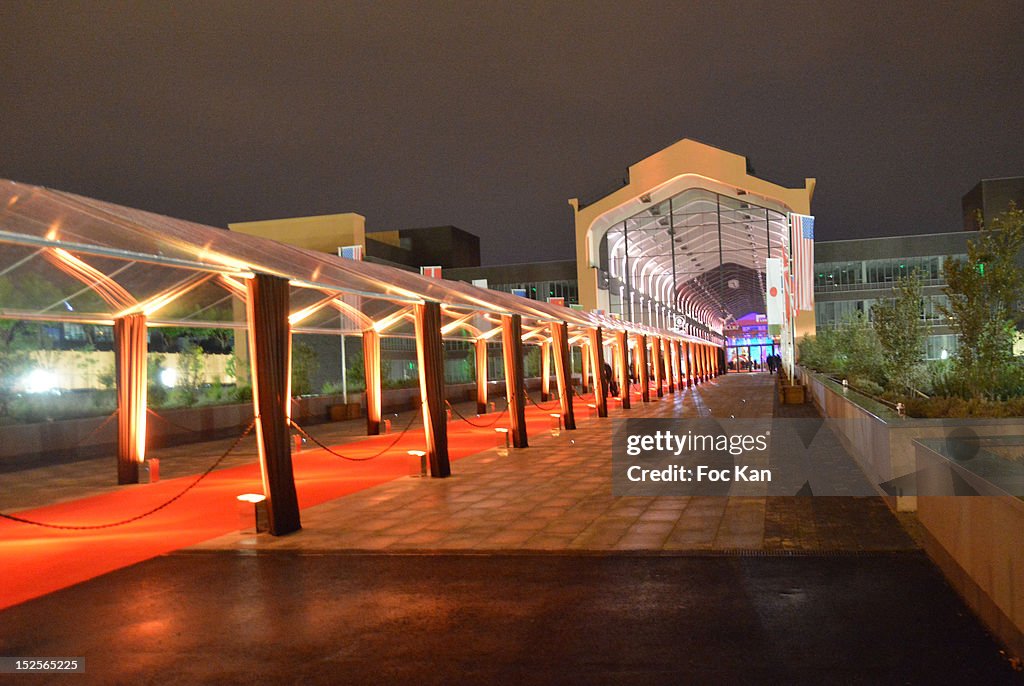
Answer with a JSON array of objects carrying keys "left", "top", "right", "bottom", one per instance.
[
  {"left": 765, "top": 257, "right": 784, "bottom": 336},
  {"left": 789, "top": 214, "right": 815, "bottom": 312}
]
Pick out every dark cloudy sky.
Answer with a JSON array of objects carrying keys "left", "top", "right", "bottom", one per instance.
[{"left": 2, "top": 1, "right": 1022, "bottom": 264}]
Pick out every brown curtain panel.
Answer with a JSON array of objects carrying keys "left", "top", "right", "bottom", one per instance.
[
  {"left": 115, "top": 313, "right": 147, "bottom": 484},
  {"left": 550, "top": 321, "right": 576, "bottom": 430},
  {"left": 414, "top": 301, "right": 450, "bottom": 477},
  {"left": 588, "top": 327, "right": 608, "bottom": 417},
  {"left": 475, "top": 338, "right": 488, "bottom": 414},
  {"left": 246, "top": 273, "right": 301, "bottom": 536},
  {"left": 615, "top": 330, "right": 631, "bottom": 409},
  {"left": 362, "top": 327, "right": 382, "bottom": 435},
  {"left": 501, "top": 314, "right": 528, "bottom": 448}
]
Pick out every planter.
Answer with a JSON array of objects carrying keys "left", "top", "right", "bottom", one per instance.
[
  {"left": 328, "top": 403, "right": 362, "bottom": 421},
  {"left": 782, "top": 384, "right": 805, "bottom": 404}
]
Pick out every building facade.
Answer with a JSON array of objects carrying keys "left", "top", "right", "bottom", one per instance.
[
  {"left": 444, "top": 260, "right": 579, "bottom": 306},
  {"left": 813, "top": 232, "right": 971, "bottom": 360},
  {"left": 570, "top": 138, "right": 816, "bottom": 346}
]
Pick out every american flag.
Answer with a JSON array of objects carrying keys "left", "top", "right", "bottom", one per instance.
[
  {"left": 338, "top": 244, "right": 363, "bottom": 261},
  {"left": 789, "top": 214, "right": 814, "bottom": 312}
]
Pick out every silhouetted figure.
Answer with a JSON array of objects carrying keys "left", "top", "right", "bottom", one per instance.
[{"left": 603, "top": 362, "right": 616, "bottom": 397}]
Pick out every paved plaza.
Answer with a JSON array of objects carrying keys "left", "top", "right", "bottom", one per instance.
[{"left": 192, "top": 373, "right": 915, "bottom": 554}]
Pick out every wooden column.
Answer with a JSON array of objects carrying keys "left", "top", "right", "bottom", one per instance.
[
  {"left": 414, "top": 301, "right": 451, "bottom": 477},
  {"left": 588, "top": 327, "right": 608, "bottom": 417},
  {"left": 550, "top": 322, "right": 576, "bottom": 430},
  {"left": 362, "top": 327, "right": 382, "bottom": 435},
  {"left": 636, "top": 334, "right": 650, "bottom": 402},
  {"left": 475, "top": 338, "right": 488, "bottom": 414},
  {"left": 615, "top": 330, "right": 631, "bottom": 410},
  {"left": 501, "top": 314, "right": 528, "bottom": 448},
  {"left": 114, "top": 313, "right": 147, "bottom": 485},
  {"left": 540, "top": 340, "right": 551, "bottom": 402},
  {"left": 246, "top": 273, "right": 301, "bottom": 536},
  {"left": 652, "top": 336, "right": 664, "bottom": 398},
  {"left": 667, "top": 339, "right": 677, "bottom": 394}
]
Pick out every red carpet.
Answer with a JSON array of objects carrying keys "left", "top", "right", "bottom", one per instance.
[{"left": 0, "top": 396, "right": 602, "bottom": 610}]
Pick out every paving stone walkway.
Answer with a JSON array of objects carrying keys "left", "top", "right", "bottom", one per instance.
[{"left": 193, "top": 373, "right": 918, "bottom": 553}]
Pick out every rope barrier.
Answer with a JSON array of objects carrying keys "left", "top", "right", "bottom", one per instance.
[
  {"left": 0, "top": 418, "right": 257, "bottom": 530},
  {"left": 290, "top": 408, "right": 419, "bottom": 462},
  {"left": 523, "top": 389, "right": 561, "bottom": 411},
  {"left": 444, "top": 399, "right": 509, "bottom": 428}
]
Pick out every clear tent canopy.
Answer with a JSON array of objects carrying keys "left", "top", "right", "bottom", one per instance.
[
  {"left": 0, "top": 179, "right": 726, "bottom": 535},
  {"left": 0, "top": 179, "right": 696, "bottom": 345}
]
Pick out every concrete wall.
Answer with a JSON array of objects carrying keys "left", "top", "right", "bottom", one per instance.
[
  {"left": 229, "top": 213, "right": 366, "bottom": 255},
  {"left": 917, "top": 494, "right": 1024, "bottom": 661},
  {"left": 0, "top": 378, "right": 553, "bottom": 468},
  {"left": 801, "top": 367, "right": 1024, "bottom": 660}
]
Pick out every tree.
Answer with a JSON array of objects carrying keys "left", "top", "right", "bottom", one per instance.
[
  {"left": 941, "top": 205, "right": 1024, "bottom": 398},
  {"left": 290, "top": 341, "right": 319, "bottom": 396},
  {"left": 872, "top": 271, "right": 928, "bottom": 395},
  {"left": 837, "top": 309, "right": 885, "bottom": 387},
  {"left": 797, "top": 310, "right": 885, "bottom": 391}
]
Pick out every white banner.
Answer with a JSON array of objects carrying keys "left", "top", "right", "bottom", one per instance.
[{"left": 765, "top": 257, "right": 783, "bottom": 332}]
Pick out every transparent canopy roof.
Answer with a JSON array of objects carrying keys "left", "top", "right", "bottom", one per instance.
[{"left": 0, "top": 179, "right": 704, "bottom": 344}]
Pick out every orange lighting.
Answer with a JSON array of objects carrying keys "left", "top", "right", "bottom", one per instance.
[
  {"left": 372, "top": 307, "right": 412, "bottom": 333},
  {"left": 288, "top": 293, "right": 341, "bottom": 326},
  {"left": 45, "top": 248, "right": 136, "bottom": 311},
  {"left": 116, "top": 273, "right": 213, "bottom": 318}
]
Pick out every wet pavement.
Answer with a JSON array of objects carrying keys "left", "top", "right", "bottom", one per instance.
[
  {"left": 1, "top": 373, "right": 1021, "bottom": 683},
  {"left": 1, "top": 552, "right": 1021, "bottom": 684}
]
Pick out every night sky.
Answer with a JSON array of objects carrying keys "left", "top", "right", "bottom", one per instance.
[{"left": 2, "top": 2, "right": 1022, "bottom": 264}]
